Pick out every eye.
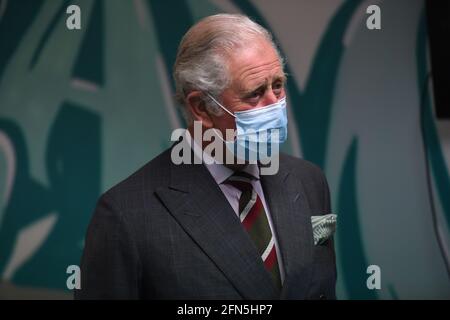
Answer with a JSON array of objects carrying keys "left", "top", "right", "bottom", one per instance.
[
  {"left": 245, "top": 88, "right": 264, "bottom": 104},
  {"left": 272, "top": 80, "right": 284, "bottom": 96}
]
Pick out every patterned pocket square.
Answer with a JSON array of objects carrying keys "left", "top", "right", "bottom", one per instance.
[{"left": 311, "top": 214, "right": 337, "bottom": 245}]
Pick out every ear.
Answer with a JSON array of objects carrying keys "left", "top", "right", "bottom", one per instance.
[{"left": 185, "top": 91, "right": 214, "bottom": 128}]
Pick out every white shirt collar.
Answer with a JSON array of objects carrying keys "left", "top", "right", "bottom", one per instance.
[{"left": 184, "top": 129, "right": 260, "bottom": 184}]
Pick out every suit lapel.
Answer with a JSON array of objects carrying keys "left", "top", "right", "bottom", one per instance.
[
  {"left": 155, "top": 160, "right": 278, "bottom": 299},
  {"left": 260, "top": 162, "right": 314, "bottom": 299}
]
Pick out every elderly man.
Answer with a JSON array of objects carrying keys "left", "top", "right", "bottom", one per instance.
[{"left": 76, "top": 14, "right": 336, "bottom": 300}]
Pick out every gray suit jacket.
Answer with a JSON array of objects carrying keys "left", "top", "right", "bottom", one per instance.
[{"left": 75, "top": 146, "right": 337, "bottom": 299}]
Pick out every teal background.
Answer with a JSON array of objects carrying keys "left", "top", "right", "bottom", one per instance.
[{"left": 0, "top": 0, "right": 449, "bottom": 299}]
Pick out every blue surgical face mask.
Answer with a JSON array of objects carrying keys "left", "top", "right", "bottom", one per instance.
[{"left": 207, "top": 93, "right": 288, "bottom": 161}]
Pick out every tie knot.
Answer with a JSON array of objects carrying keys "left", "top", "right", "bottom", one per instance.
[{"left": 224, "top": 171, "right": 255, "bottom": 192}]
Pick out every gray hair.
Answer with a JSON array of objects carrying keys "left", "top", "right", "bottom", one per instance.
[{"left": 173, "top": 13, "right": 284, "bottom": 124}]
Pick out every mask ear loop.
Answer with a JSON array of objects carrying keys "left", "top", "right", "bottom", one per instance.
[
  {"left": 204, "top": 93, "right": 237, "bottom": 143},
  {"left": 206, "top": 93, "right": 236, "bottom": 118}
]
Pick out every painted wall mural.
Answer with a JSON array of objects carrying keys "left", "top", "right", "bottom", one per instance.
[{"left": 0, "top": 0, "right": 449, "bottom": 299}]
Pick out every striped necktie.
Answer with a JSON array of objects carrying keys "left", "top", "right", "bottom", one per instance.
[{"left": 224, "top": 171, "right": 282, "bottom": 290}]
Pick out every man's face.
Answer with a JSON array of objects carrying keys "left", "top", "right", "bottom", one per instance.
[{"left": 209, "top": 39, "right": 286, "bottom": 137}]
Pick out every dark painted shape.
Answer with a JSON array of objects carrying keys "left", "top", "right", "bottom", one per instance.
[
  {"left": 146, "top": 0, "right": 195, "bottom": 125},
  {"left": 417, "top": 11, "right": 450, "bottom": 232},
  {"left": 28, "top": 0, "right": 70, "bottom": 70},
  {"left": 0, "top": 0, "right": 44, "bottom": 76},
  {"left": 71, "top": 0, "right": 104, "bottom": 86},
  {"left": 337, "top": 138, "right": 378, "bottom": 299},
  {"left": 0, "top": 103, "right": 101, "bottom": 289}
]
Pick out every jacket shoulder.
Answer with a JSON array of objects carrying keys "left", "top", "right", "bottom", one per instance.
[
  {"left": 280, "top": 153, "right": 331, "bottom": 213},
  {"left": 280, "top": 153, "right": 326, "bottom": 180}
]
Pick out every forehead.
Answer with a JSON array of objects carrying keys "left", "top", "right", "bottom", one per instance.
[{"left": 227, "top": 39, "right": 284, "bottom": 92}]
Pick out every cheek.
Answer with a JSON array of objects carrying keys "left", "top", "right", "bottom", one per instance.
[{"left": 212, "top": 115, "right": 236, "bottom": 137}]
